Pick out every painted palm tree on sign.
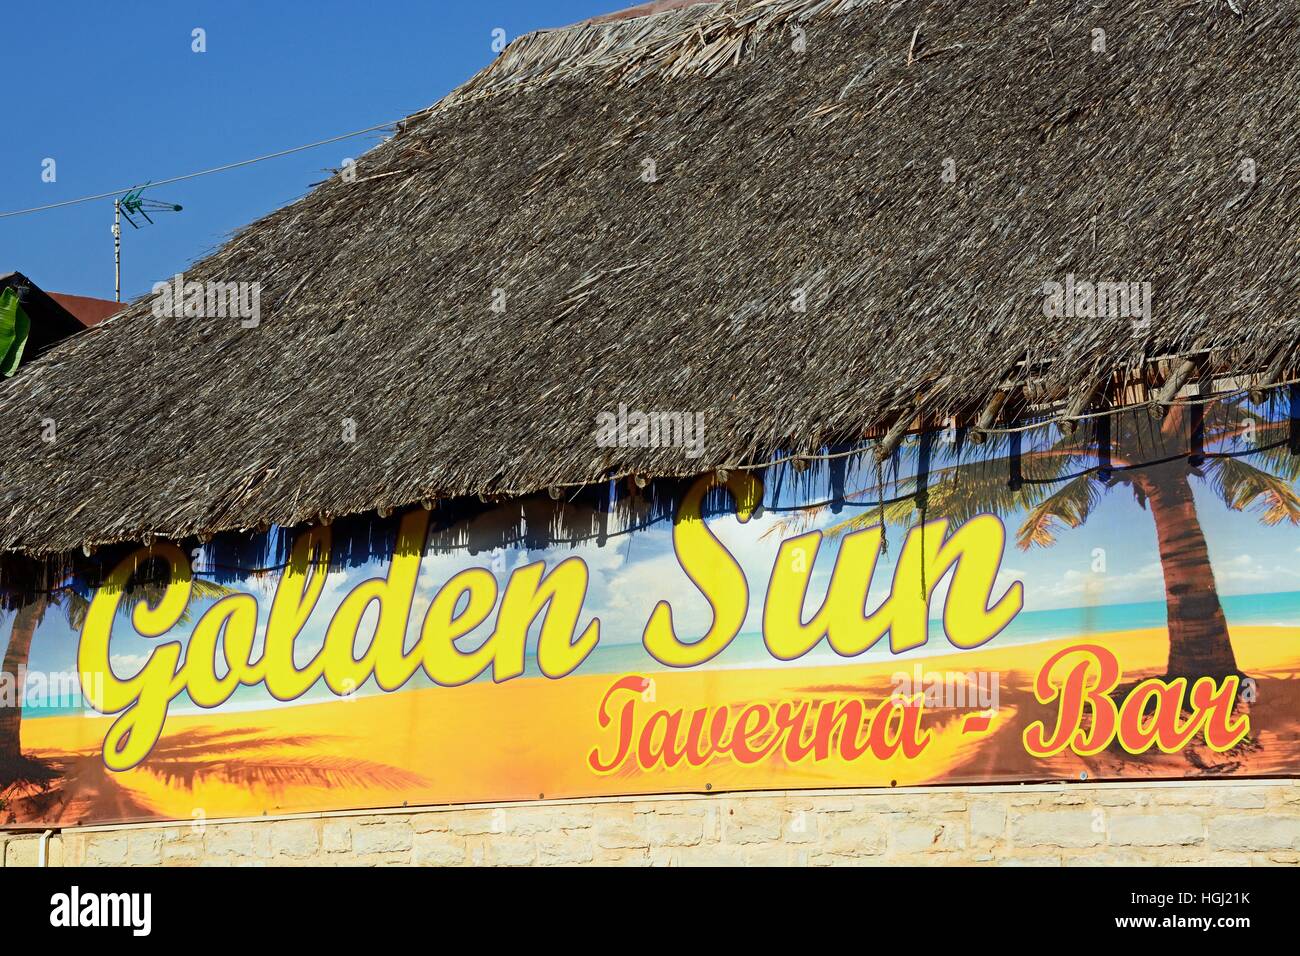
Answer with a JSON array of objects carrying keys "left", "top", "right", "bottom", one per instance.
[
  {"left": 0, "top": 564, "right": 234, "bottom": 789},
  {"left": 803, "top": 402, "right": 1300, "bottom": 681}
]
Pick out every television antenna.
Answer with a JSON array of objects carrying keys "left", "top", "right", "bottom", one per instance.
[{"left": 113, "top": 184, "right": 183, "bottom": 302}]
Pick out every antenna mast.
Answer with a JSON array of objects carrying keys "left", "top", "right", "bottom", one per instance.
[{"left": 112, "top": 185, "right": 184, "bottom": 303}]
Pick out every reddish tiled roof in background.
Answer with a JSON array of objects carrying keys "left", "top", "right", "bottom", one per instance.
[{"left": 47, "top": 291, "right": 121, "bottom": 328}]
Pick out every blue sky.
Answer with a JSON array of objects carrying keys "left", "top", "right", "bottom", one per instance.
[{"left": 1, "top": 0, "right": 618, "bottom": 300}]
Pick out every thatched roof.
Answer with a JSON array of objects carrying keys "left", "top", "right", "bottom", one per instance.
[{"left": 0, "top": 0, "right": 1295, "bottom": 560}]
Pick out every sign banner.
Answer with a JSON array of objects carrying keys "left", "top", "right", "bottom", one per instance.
[{"left": 4, "top": 402, "right": 1299, "bottom": 826}]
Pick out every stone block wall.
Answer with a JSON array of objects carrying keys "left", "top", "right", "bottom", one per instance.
[{"left": 4, "top": 780, "right": 1299, "bottom": 866}]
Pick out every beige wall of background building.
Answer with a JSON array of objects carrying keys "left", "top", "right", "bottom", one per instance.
[{"left": 5, "top": 780, "right": 1299, "bottom": 867}]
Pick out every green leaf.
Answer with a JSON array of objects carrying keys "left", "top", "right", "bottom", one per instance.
[{"left": 0, "top": 288, "right": 31, "bottom": 377}]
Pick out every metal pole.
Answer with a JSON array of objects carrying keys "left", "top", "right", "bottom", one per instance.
[{"left": 113, "top": 200, "right": 121, "bottom": 302}]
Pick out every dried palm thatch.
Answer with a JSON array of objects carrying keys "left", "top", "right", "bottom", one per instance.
[{"left": 0, "top": 0, "right": 1295, "bottom": 566}]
